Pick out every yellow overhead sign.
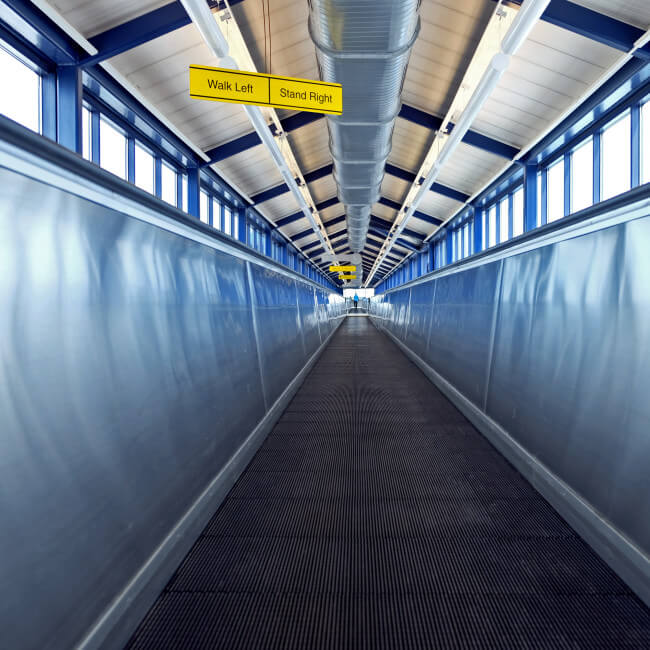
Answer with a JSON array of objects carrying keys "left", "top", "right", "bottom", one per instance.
[
  {"left": 330, "top": 265, "right": 356, "bottom": 272},
  {"left": 339, "top": 274, "right": 357, "bottom": 280},
  {"left": 189, "top": 65, "right": 342, "bottom": 115}
]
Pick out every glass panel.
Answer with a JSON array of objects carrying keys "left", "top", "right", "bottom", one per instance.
[
  {"left": 82, "top": 107, "right": 91, "bottom": 161},
  {"left": 134, "top": 143, "right": 154, "bottom": 193},
  {"left": 161, "top": 162, "right": 177, "bottom": 205},
  {"left": 641, "top": 101, "right": 650, "bottom": 184},
  {"left": 223, "top": 206, "right": 232, "bottom": 235},
  {"left": 571, "top": 138, "right": 593, "bottom": 213},
  {"left": 463, "top": 223, "right": 469, "bottom": 258},
  {"left": 212, "top": 197, "right": 221, "bottom": 229},
  {"left": 499, "top": 196, "right": 509, "bottom": 243},
  {"left": 0, "top": 44, "right": 40, "bottom": 132},
  {"left": 200, "top": 190, "right": 209, "bottom": 224},
  {"left": 100, "top": 118, "right": 127, "bottom": 179},
  {"left": 547, "top": 157, "right": 564, "bottom": 223},
  {"left": 233, "top": 211, "right": 239, "bottom": 239},
  {"left": 513, "top": 187, "right": 524, "bottom": 237},
  {"left": 488, "top": 205, "right": 496, "bottom": 247},
  {"left": 601, "top": 112, "right": 631, "bottom": 200}
]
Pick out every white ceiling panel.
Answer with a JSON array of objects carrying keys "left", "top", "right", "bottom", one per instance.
[
  {"left": 48, "top": 0, "right": 168, "bottom": 38},
  {"left": 472, "top": 21, "right": 619, "bottom": 149},
  {"left": 436, "top": 143, "right": 506, "bottom": 196},
  {"left": 389, "top": 119, "right": 432, "bottom": 174},
  {"left": 573, "top": 0, "right": 650, "bottom": 30},
  {"left": 213, "top": 144, "right": 284, "bottom": 196}
]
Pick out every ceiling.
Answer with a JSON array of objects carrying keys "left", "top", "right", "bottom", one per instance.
[{"left": 46, "top": 0, "right": 648, "bottom": 282}]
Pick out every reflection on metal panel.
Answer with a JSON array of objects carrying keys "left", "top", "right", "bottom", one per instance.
[
  {"left": 489, "top": 218, "right": 650, "bottom": 552},
  {"left": 370, "top": 194, "right": 650, "bottom": 600},
  {"left": 0, "top": 146, "right": 344, "bottom": 649}
]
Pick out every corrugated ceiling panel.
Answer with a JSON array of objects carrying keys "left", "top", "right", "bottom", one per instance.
[
  {"left": 471, "top": 21, "right": 619, "bottom": 148},
  {"left": 574, "top": 0, "right": 650, "bottom": 29},
  {"left": 379, "top": 175, "right": 411, "bottom": 205},
  {"left": 417, "top": 191, "right": 463, "bottom": 223},
  {"left": 436, "top": 142, "right": 506, "bottom": 196},
  {"left": 389, "top": 119, "right": 432, "bottom": 174},
  {"left": 253, "top": 192, "right": 300, "bottom": 222},
  {"left": 232, "top": 0, "right": 317, "bottom": 80},
  {"left": 213, "top": 144, "right": 284, "bottom": 196},
  {"left": 372, "top": 202, "right": 398, "bottom": 223},
  {"left": 306, "top": 175, "right": 337, "bottom": 205},
  {"left": 48, "top": 0, "right": 168, "bottom": 38},
  {"left": 287, "top": 119, "right": 331, "bottom": 174},
  {"left": 403, "top": 0, "right": 494, "bottom": 115}
]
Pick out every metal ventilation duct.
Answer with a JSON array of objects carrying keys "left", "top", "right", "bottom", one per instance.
[{"left": 309, "top": 0, "right": 420, "bottom": 253}]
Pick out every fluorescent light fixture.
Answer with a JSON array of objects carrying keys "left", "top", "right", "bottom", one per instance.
[
  {"left": 364, "top": 0, "right": 550, "bottom": 286},
  {"left": 180, "top": 0, "right": 338, "bottom": 263}
]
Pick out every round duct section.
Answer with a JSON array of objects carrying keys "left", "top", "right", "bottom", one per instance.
[{"left": 309, "top": 0, "right": 420, "bottom": 256}]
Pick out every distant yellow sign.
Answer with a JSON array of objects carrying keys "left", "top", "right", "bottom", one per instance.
[
  {"left": 339, "top": 274, "right": 357, "bottom": 280},
  {"left": 189, "top": 65, "right": 342, "bottom": 115},
  {"left": 330, "top": 265, "right": 356, "bottom": 272}
]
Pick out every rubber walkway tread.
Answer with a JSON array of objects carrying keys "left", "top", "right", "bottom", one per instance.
[{"left": 127, "top": 317, "right": 650, "bottom": 649}]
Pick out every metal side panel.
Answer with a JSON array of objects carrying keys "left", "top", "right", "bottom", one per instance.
[
  {"left": 427, "top": 262, "right": 502, "bottom": 409},
  {"left": 249, "top": 266, "right": 305, "bottom": 407},
  {"left": 296, "top": 283, "right": 321, "bottom": 356},
  {"left": 0, "top": 126, "right": 345, "bottom": 650},
  {"left": 488, "top": 217, "right": 650, "bottom": 554},
  {"left": 403, "top": 280, "right": 436, "bottom": 360}
]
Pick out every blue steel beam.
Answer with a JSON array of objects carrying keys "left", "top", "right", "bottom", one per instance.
[
  {"left": 206, "top": 112, "right": 322, "bottom": 163},
  {"left": 399, "top": 104, "right": 520, "bottom": 159},
  {"left": 80, "top": 1, "right": 249, "bottom": 66},
  {"left": 385, "top": 163, "right": 469, "bottom": 203},
  {"left": 367, "top": 227, "right": 418, "bottom": 252},
  {"left": 274, "top": 196, "right": 339, "bottom": 227},
  {"left": 377, "top": 196, "right": 443, "bottom": 225},
  {"left": 251, "top": 163, "right": 333, "bottom": 204},
  {"left": 370, "top": 215, "right": 425, "bottom": 241},
  {"left": 499, "top": 0, "right": 650, "bottom": 60}
]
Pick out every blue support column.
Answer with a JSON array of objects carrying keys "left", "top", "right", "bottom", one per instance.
[
  {"left": 564, "top": 151, "right": 571, "bottom": 217},
  {"left": 473, "top": 206, "right": 483, "bottom": 252},
  {"left": 91, "top": 111, "right": 100, "bottom": 165},
  {"left": 540, "top": 167, "right": 548, "bottom": 226},
  {"left": 508, "top": 193, "right": 514, "bottom": 240},
  {"left": 154, "top": 157, "right": 162, "bottom": 199},
  {"left": 523, "top": 163, "right": 538, "bottom": 232},
  {"left": 187, "top": 166, "right": 200, "bottom": 218},
  {"left": 176, "top": 173, "right": 183, "bottom": 210},
  {"left": 593, "top": 132, "right": 601, "bottom": 205},
  {"left": 631, "top": 104, "right": 641, "bottom": 188},
  {"left": 127, "top": 137, "right": 135, "bottom": 184},
  {"left": 56, "top": 65, "right": 82, "bottom": 153},
  {"left": 238, "top": 207, "right": 247, "bottom": 243},
  {"left": 41, "top": 72, "right": 57, "bottom": 142}
]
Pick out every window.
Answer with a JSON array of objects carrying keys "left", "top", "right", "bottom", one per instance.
[
  {"left": 0, "top": 44, "right": 40, "bottom": 132},
  {"left": 223, "top": 205, "right": 232, "bottom": 235},
  {"left": 513, "top": 186, "right": 524, "bottom": 237},
  {"left": 82, "top": 107, "right": 91, "bottom": 161},
  {"left": 571, "top": 138, "right": 593, "bottom": 213},
  {"left": 161, "top": 161, "right": 177, "bottom": 206},
  {"left": 135, "top": 143, "right": 154, "bottom": 193},
  {"left": 488, "top": 205, "right": 497, "bottom": 247},
  {"left": 499, "top": 196, "right": 509, "bottom": 243},
  {"left": 99, "top": 118, "right": 127, "bottom": 179},
  {"left": 463, "top": 223, "right": 469, "bottom": 258},
  {"left": 547, "top": 157, "right": 564, "bottom": 223},
  {"left": 641, "top": 101, "right": 650, "bottom": 185},
  {"left": 601, "top": 112, "right": 631, "bottom": 200},
  {"left": 212, "top": 197, "right": 221, "bottom": 229},
  {"left": 200, "top": 190, "right": 209, "bottom": 224}
]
